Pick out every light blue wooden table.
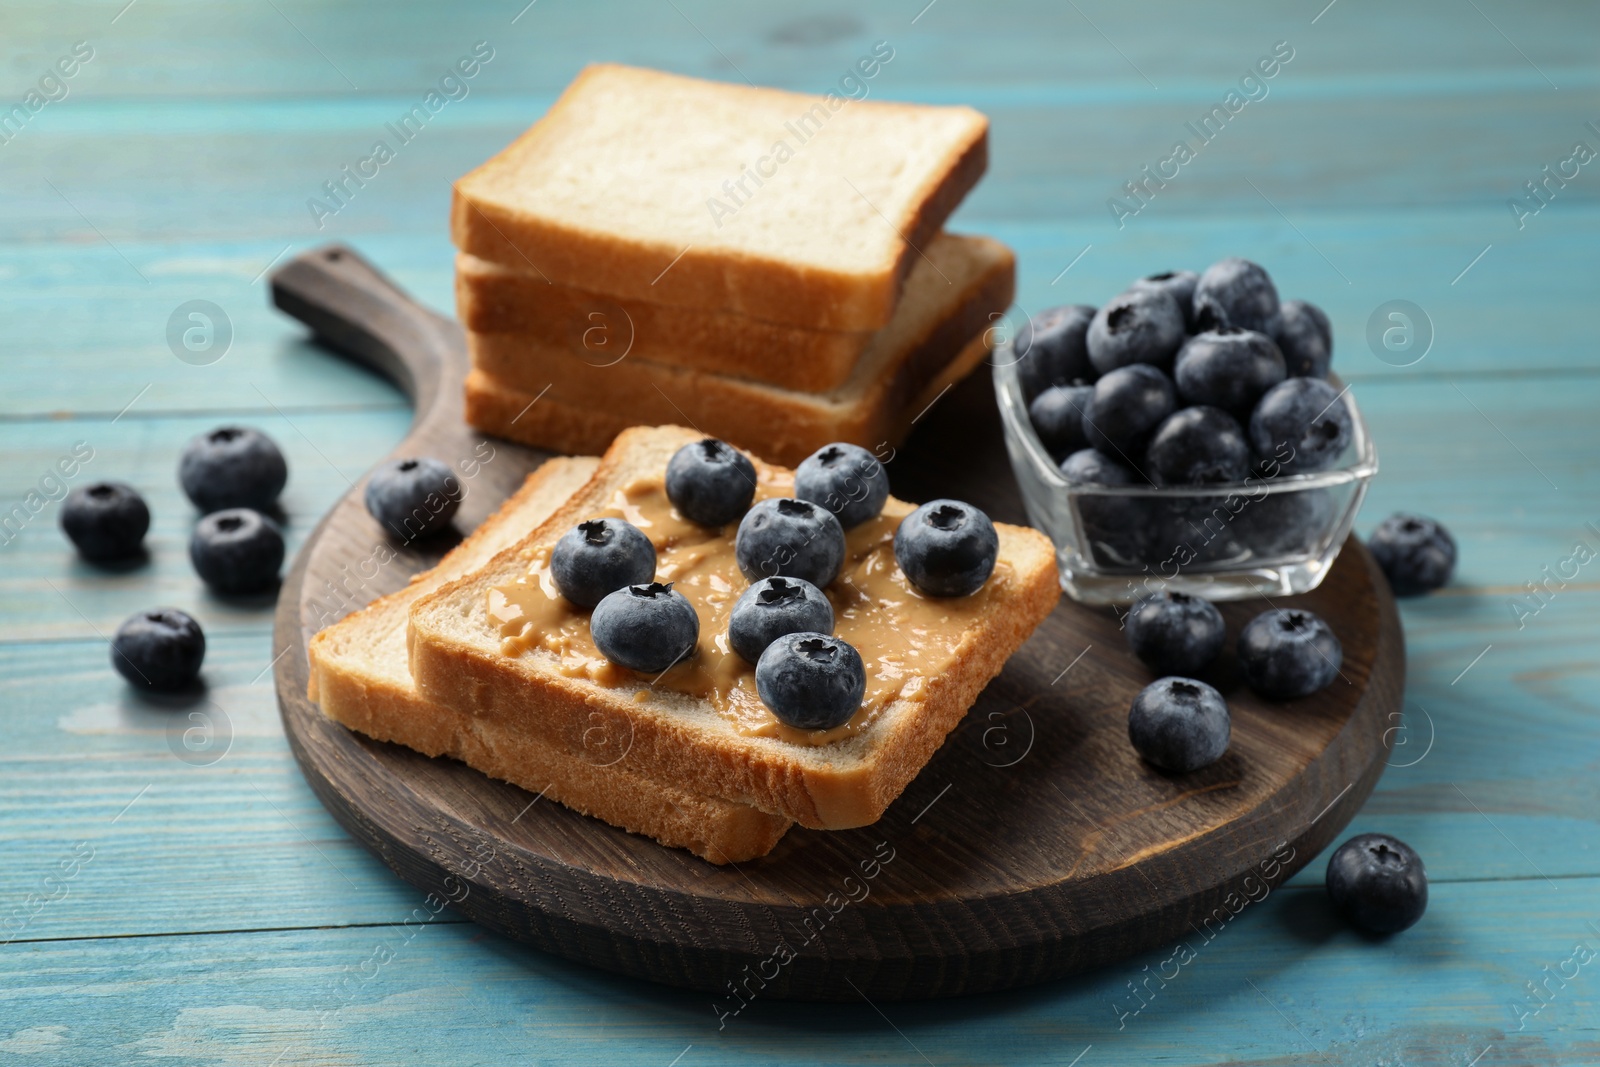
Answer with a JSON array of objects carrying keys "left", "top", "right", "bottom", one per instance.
[{"left": 4, "top": 2, "right": 1598, "bottom": 1063}]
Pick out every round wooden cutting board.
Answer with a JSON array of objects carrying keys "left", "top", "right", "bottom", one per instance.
[{"left": 270, "top": 246, "right": 1402, "bottom": 1002}]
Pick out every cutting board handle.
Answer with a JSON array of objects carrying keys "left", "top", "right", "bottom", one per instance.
[{"left": 269, "top": 243, "right": 454, "bottom": 406}]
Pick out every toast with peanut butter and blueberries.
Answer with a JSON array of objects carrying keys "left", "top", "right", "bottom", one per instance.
[
  {"left": 450, "top": 64, "right": 987, "bottom": 334},
  {"left": 406, "top": 425, "right": 1060, "bottom": 831},
  {"left": 463, "top": 234, "right": 1014, "bottom": 467},
  {"left": 308, "top": 456, "right": 792, "bottom": 863}
]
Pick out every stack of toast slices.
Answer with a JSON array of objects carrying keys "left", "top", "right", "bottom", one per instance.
[
  {"left": 309, "top": 426, "right": 1061, "bottom": 862},
  {"left": 451, "top": 63, "right": 1014, "bottom": 466}
]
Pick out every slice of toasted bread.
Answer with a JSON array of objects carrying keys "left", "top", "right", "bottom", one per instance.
[
  {"left": 456, "top": 253, "right": 873, "bottom": 393},
  {"left": 308, "top": 456, "right": 792, "bottom": 863},
  {"left": 463, "top": 234, "right": 1014, "bottom": 467},
  {"left": 408, "top": 426, "right": 1060, "bottom": 830},
  {"left": 451, "top": 63, "right": 988, "bottom": 332}
]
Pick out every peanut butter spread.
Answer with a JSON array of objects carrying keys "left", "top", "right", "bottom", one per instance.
[{"left": 488, "top": 470, "right": 1012, "bottom": 746}]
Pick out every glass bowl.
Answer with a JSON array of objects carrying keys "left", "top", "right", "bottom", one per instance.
[{"left": 992, "top": 341, "right": 1378, "bottom": 605}]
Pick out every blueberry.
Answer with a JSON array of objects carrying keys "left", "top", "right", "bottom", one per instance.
[
  {"left": 1248, "top": 378, "right": 1352, "bottom": 474},
  {"left": 365, "top": 457, "right": 462, "bottom": 540},
  {"left": 1059, "top": 448, "right": 1139, "bottom": 486},
  {"left": 590, "top": 582, "right": 700, "bottom": 674},
  {"left": 1235, "top": 488, "right": 1334, "bottom": 559},
  {"left": 550, "top": 517, "right": 656, "bottom": 608},
  {"left": 1131, "top": 270, "right": 1200, "bottom": 331},
  {"left": 1238, "top": 607, "right": 1342, "bottom": 699},
  {"left": 1150, "top": 497, "right": 1248, "bottom": 566},
  {"left": 1124, "top": 591, "right": 1225, "bottom": 676},
  {"left": 1015, "top": 304, "right": 1096, "bottom": 399},
  {"left": 895, "top": 499, "right": 998, "bottom": 597},
  {"left": 735, "top": 498, "right": 846, "bottom": 587},
  {"left": 60, "top": 482, "right": 149, "bottom": 562},
  {"left": 728, "top": 576, "right": 834, "bottom": 664},
  {"left": 1128, "top": 677, "right": 1230, "bottom": 773},
  {"left": 793, "top": 443, "right": 888, "bottom": 529},
  {"left": 1060, "top": 450, "right": 1148, "bottom": 564},
  {"left": 178, "top": 426, "right": 288, "bottom": 513},
  {"left": 754, "top": 632, "right": 866, "bottom": 731},
  {"left": 665, "top": 438, "right": 757, "bottom": 527},
  {"left": 1146, "top": 406, "right": 1250, "bottom": 486},
  {"left": 1276, "top": 299, "right": 1332, "bottom": 378},
  {"left": 189, "top": 508, "right": 284, "bottom": 594},
  {"left": 110, "top": 608, "right": 205, "bottom": 691},
  {"left": 1082, "top": 364, "right": 1176, "bottom": 458},
  {"left": 1173, "top": 328, "right": 1287, "bottom": 420},
  {"left": 1086, "top": 287, "right": 1186, "bottom": 375},
  {"left": 1367, "top": 513, "right": 1456, "bottom": 596},
  {"left": 1192, "top": 257, "right": 1282, "bottom": 336},
  {"left": 1326, "top": 833, "right": 1428, "bottom": 934},
  {"left": 1028, "top": 383, "right": 1095, "bottom": 458}
]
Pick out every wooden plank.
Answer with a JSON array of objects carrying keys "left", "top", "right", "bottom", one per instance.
[
  {"left": 1, "top": 876, "right": 1597, "bottom": 1064},
  {"left": 3, "top": 0, "right": 1592, "bottom": 99},
  {"left": 6, "top": 89, "right": 1597, "bottom": 241}
]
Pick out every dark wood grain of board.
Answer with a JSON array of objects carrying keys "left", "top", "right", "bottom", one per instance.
[{"left": 269, "top": 245, "right": 1401, "bottom": 1001}]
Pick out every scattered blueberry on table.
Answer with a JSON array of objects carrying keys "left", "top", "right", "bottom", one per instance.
[
  {"left": 1326, "top": 832, "right": 1428, "bottom": 933},
  {"left": 60, "top": 481, "right": 149, "bottom": 562},
  {"left": 590, "top": 581, "right": 700, "bottom": 674},
  {"left": 665, "top": 437, "right": 756, "bottom": 527},
  {"left": 755, "top": 631, "right": 866, "bottom": 731},
  {"left": 110, "top": 608, "right": 205, "bottom": 691},
  {"left": 1127, "top": 676, "right": 1231, "bottom": 772},
  {"left": 1367, "top": 513, "right": 1456, "bottom": 596},
  {"left": 550, "top": 517, "right": 657, "bottom": 608},
  {"left": 1237, "top": 607, "right": 1343, "bottom": 700},
  {"left": 364, "top": 456, "right": 462, "bottom": 540},
  {"left": 1124, "top": 590, "right": 1226, "bottom": 677},
  {"left": 728, "top": 576, "right": 834, "bottom": 665},
  {"left": 894, "top": 499, "right": 999, "bottom": 597},
  {"left": 189, "top": 507, "right": 285, "bottom": 595},
  {"left": 178, "top": 426, "right": 288, "bottom": 513}
]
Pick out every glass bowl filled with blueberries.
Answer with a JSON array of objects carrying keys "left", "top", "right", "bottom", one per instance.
[{"left": 992, "top": 257, "right": 1378, "bottom": 605}]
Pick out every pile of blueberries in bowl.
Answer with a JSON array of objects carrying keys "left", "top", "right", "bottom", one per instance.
[{"left": 993, "top": 257, "right": 1378, "bottom": 604}]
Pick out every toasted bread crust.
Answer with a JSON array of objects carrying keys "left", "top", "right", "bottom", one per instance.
[
  {"left": 464, "top": 326, "right": 994, "bottom": 468},
  {"left": 462, "top": 233, "right": 1013, "bottom": 466},
  {"left": 313, "top": 662, "right": 791, "bottom": 862},
  {"left": 308, "top": 458, "right": 791, "bottom": 863},
  {"left": 408, "top": 426, "right": 1061, "bottom": 829},
  {"left": 450, "top": 64, "right": 989, "bottom": 332},
  {"left": 456, "top": 254, "right": 873, "bottom": 392}
]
